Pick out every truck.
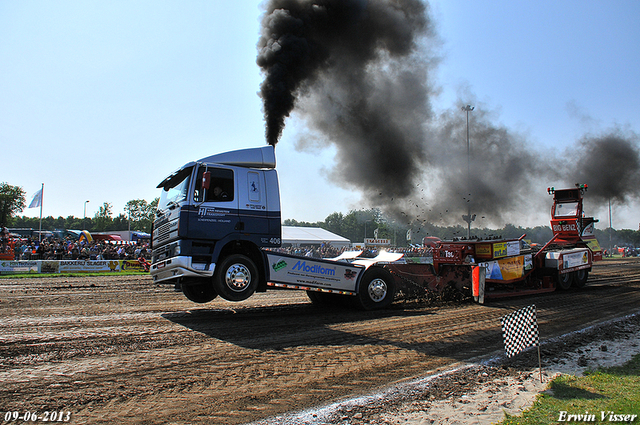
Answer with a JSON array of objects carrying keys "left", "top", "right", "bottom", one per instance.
[
  {"left": 150, "top": 145, "right": 402, "bottom": 309},
  {"left": 150, "top": 145, "right": 602, "bottom": 308}
]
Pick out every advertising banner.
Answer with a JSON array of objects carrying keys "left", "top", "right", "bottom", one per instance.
[
  {"left": 506, "top": 241, "right": 520, "bottom": 256},
  {"left": 0, "top": 260, "right": 39, "bottom": 273},
  {"left": 1, "top": 260, "right": 150, "bottom": 274},
  {"left": 475, "top": 243, "right": 493, "bottom": 260},
  {"left": 58, "top": 260, "right": 121, "bottom": 273},
  {"left": 493, "top": 242, "right": 507, "bottom": 258},
  {"left": 364, "top": 238, "right": 391, "bottom": 246},
  {"left": 120, "top": 260, "right": 148, "bottom": 272},
  {"left": 480, "top": 255, "right": 530, "bottom": 281},
  {"left": 562, "top": 250, "right": 589, "bottom": 270}
]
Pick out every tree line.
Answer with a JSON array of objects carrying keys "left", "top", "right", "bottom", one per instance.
[
  {"left": 8, "top": 199, "right": 158, "bottom": 233},
  {"left": 286, "top": 209, "right": 633, "bottom": 249},
  {"left": 1, "top": 181, "right": 637, "bottom": 248},
  {"left": 1, "top": 182, "right": 158, "bottom": 233}
]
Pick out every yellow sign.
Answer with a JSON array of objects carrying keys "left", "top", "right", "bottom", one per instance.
[
  {"left": 493, "top": 242, "right": 507, "bottom": 258},
  {"left": 498, "top": 256, "right": 524, "bottom": 280},
  {"left": 475, "top": 244, "right": 493, "bottom": 259}
]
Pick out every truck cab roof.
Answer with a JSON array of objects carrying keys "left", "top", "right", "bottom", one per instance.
[
  {"left": 198, "top": 145, "right": 275, "bottom": 169},
  {"left": 157, "top": 145, "right": 276, "bottom": 189}
]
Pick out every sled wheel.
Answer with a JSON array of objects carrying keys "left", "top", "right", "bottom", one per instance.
[
  {"left": 213, "top": 254, "right": 259, "bottom": 301},
  {"left": 573, "top": 269, "right": 589, "bottom": 288},
  {"left": 556, "top": 271, "right": 573, "bottom": 290},
  {"left": 354, "top": 268, "right": 395, "bottom": 310}
]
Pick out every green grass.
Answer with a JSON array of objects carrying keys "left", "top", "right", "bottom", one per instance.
[{"left": 499, "top": 353, "right": 640, "bottom": 424}]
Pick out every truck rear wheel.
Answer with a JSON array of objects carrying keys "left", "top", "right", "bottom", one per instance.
[
  {"left": 573, "top": 269, "right": 589, "bottom": 288},
  {"left": 214, "top": 254, "right": 259, "bottom": 302},
  {"left": 307, "top": 290, "right": 331, "bottom": 305},
  {"left": 181, "top": 279, "right": 218, "bottom": 303},
  {"left": 307, "top": 291, "right": 351, "bottom": 308},
  {"left": 354, "top": 268, "right": 395, "bottom": 310},
  {"left": 556, "top": 271, "right": 573, "bottom": 290}
]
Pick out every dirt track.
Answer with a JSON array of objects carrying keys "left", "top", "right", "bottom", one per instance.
[{"left": 1, "top": 258, "right": 640, "bottom": 424}]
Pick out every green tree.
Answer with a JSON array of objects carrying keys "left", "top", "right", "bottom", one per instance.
[
  {"left": 0, "top": 183, "right": 26, "bottom": 226},
  {"left": 124, "top": 198, "right": 159, "bottom": 233},
  {"left": 616, "top": 229, "right": 640, "bottom": 247},
  {"left": 323, "top": 212, "right": 344, "bottom": 236},
  {"left": 283, "top": 218, "right": 318, "bottom": 227},
  {"left": 93, "top": 202, "right": 113, "bottom": 232}
]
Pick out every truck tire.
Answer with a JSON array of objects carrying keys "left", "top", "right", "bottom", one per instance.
[
  {"left": 307, "top": 290, "right": 331, "bottom": 305},
  {"left": 182, "top": 279, "right": 218, "bottom": 303},
  {"left": 213, "top": 254, "right": 259, "bottom": 302},
  {"left": 556, "top": 271, "right": 573, "bottom": 290},
  {"left": 354, "top": 268, "right": 395, "bottom": 310},
  {"left": 307, "top": 291, "right": 351, "bottom": 308},
  {"left": 573, "top": 269, "right": 589, "bottom": 288}
]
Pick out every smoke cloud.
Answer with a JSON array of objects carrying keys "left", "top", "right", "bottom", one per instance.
[
  {"left": 422, "top": 106, "right": 561, "bottom": 227},
  {"left": 257, "top": 0, "right": 640, "bottom": 230},
  {"left": 257, "top": 0, "right": 435, "bottom": 197},
  {"left": 568, "top": 129, "right": 640, "bottom": 204}
]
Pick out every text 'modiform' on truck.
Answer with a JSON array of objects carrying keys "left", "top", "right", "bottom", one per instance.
[{"left": 150, "top": 145, "right": 603, "bottom": 308}]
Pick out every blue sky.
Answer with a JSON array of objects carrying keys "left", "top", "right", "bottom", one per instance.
[{"left": 2, "top": 1, "right": 639, "bottom": 229}]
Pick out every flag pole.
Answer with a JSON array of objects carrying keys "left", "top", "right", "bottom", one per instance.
[
  {"left": 538, "top": 344, "right": 543, "bottom": 382},
  {"left": 38, "top": 183, "right": 43, "bottom": 242}
]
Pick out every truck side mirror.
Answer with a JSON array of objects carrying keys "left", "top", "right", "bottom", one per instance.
[{"left": 202, "top": 171, "right": 211, "bottom": 190}]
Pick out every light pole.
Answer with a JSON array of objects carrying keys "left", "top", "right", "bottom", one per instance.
[
  {"left": 83, "top": 200, "right": 90, "bottom": 230},
  {"left": 461, "top": 104, "right": 475, "bottom": 239},
  {"left": 364, "top": 220, "right": 372, "bottom": 241},
  {"left": 609, "top": 198, "right": 612, "bottom": 257}
]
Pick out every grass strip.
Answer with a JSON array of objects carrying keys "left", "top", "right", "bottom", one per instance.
[{"left": 500, "top": 353, "right": 640, "bottom": 424}]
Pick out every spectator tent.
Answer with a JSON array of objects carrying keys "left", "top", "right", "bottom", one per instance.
[{"left": 282, "top": 226, "right": 351, "bottom": 248}]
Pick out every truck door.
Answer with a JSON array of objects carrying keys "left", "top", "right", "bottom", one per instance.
[{"left": 190, "top": 166, "right": 240, "bottom": 241}]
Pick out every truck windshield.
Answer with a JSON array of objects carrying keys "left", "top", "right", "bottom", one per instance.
[{"left": 158, "top": 166, "right": 193, "bottom": 211}]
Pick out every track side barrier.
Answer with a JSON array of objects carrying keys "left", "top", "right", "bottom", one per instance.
[{"left": 0, "top": 259, "right": 150, "bottom": 274}]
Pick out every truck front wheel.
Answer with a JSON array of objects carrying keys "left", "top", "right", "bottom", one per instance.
[
  {"left": 354, "top": 268, "right": 395, "bottom": 310},
  {"left": 214, "top": 254, "right": 259, "bottom": 302}
]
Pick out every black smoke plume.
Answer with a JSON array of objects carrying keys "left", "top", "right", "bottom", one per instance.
[
  {"left": 257, "top": 0, "right": 435, "bottom": 199},
  {"left": 257, "top": 1, "right": 640, "bottom": 230},
  {"left": 568, "top": 129, "right": 640, "bottom": 204}
]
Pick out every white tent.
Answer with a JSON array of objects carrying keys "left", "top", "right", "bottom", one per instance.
[{"left": 281, "top": 226, "right": 351, "bottom": 248}]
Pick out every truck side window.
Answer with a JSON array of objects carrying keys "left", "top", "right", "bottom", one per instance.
[{"left": 194, "top": 167, "right": 234, "bottom": 202}]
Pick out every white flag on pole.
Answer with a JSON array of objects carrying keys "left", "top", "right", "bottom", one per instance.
[{"left": 29, "top": 188, "right": 43, "bottom": 208}]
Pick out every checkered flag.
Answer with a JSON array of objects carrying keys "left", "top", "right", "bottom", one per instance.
[{"left": 501, "top": 305, "right": 539, "bottom": 358}]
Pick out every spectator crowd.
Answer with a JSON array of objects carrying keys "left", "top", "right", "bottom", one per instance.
[
  {"left": 3, "top": 232, "right": 431, "bottom": 263},
  {"left": 8, "top": 237, "right": 150, "bottom": 261}
]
